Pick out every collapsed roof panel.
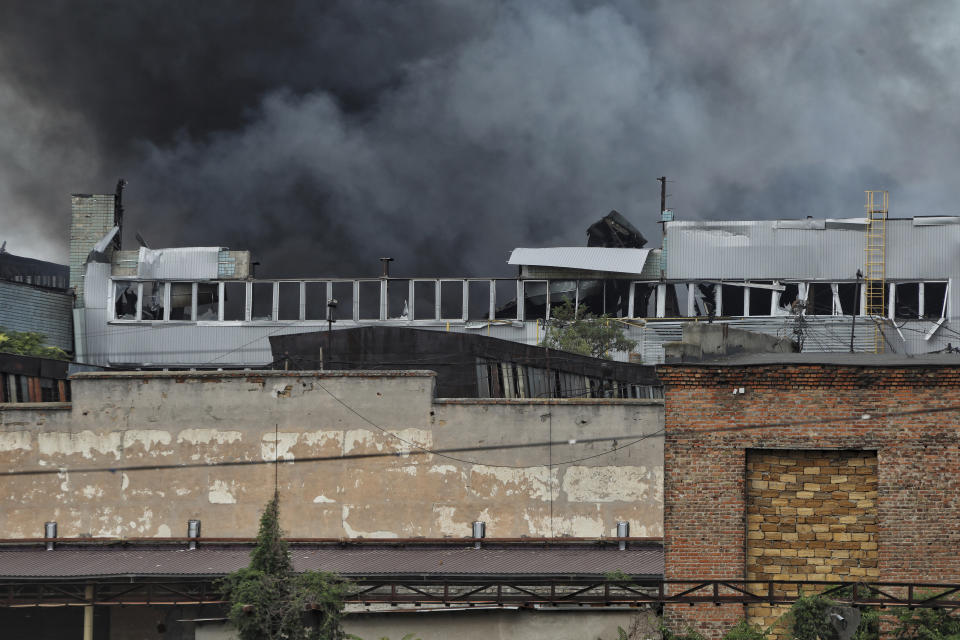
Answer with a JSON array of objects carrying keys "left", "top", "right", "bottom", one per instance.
[
  {"left": 586, "top": 210, "right": 647, "bottom": 248},
  {"left": 507, "top": 247, "right": 652, "bottom": 275}
]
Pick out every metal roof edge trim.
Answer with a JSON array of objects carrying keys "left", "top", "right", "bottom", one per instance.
[
  {"left": 433, "top": 398, "right": 663, "bottom": 406},
  {"left": 70, "top": 369, "right": 439, "bottom": 380}
]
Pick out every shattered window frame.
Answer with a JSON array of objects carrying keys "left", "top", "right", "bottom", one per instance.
[{"left": 112, "top": 279, "right": 139, "bottom": 320}]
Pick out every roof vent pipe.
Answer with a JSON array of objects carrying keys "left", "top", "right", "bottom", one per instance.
[
  {"left": 379, "top": 257, "right": 394, "bottom": 277},
  {"left": 472, "top": 521, "right": 486, "bottom": 549},
  {"left": 44, "top": 522, "right": 57, "bottom": 551},
  {"left": 616, "top": 521, "right": 629, "bottom": 551},
  {"left": 187, "top": 519, "right": 201, "bottom": 550}
]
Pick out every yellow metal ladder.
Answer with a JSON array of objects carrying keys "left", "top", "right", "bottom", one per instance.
[{"left": 864, "top": 190, "right": 888, "bottom": 352}]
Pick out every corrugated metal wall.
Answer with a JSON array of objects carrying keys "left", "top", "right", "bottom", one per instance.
[{"left": 0, "top": 281, "right": 74, "bottom": 351}]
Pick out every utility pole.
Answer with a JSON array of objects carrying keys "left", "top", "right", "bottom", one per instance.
[
  {"left": 657, "top": 176, "right": 667, "bottom": 215},
  {"left": 851, "top": 269, "right": 863, "bottom": 353}
]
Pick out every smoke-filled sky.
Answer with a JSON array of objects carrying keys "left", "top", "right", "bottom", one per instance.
[{"left": 1, "top": 1, "right": 958, "bottom": 277}]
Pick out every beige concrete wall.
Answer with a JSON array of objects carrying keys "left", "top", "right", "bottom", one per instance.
[
  {"left": 0, "top": 371, "right": 663, "bottom": 539},
  {"left": 196, "top": 609, "right": 659, "bottom": 640}
]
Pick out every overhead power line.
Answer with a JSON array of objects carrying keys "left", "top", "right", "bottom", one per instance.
[{"left": 4, "top": 403, "right": 960, "bottom": 479}]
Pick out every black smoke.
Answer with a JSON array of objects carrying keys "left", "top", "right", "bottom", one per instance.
[{"left": 0, "top": 1, "right": 956, "bottom": 276}]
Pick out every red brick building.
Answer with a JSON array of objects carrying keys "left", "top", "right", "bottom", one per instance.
[{"left": 659, "top": 355, "right": 960, "bottom": 638}]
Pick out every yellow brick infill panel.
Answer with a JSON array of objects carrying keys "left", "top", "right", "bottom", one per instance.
[{"left": 745, "top": 450, "right": 878, "bottom": 635}]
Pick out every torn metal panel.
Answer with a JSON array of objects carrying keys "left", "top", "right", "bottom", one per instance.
[
  {"left": 137, "top": 247, "right": 221, "bottom": 280},
  {"left": 508, "top": 247, "right": 652, "bottom": 275}
]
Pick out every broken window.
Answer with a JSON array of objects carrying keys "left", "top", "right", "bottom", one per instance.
[
  {"left": 113, "top": 280, "right": 138, "bottom": 319},
  {"left": 895, "top": 282, "right": 920, "bottom": 319},
  {"left": 631, "top": 283, "right": 657, "bottom": 317},
  {"left": 924, "top": 282, "right": 948, "bottom": 318},
  {"left": 277, "top": 282, "right": 301, "bottom": 321},
  {"left": 721, "top": 284, "right": 745, "bottom": 316},
  {"left": 776, "top": 283, "right": 799, "bottom": 314},
  {"left": 837, "top": 283, "right": 861, "bottom": 315},
  {"left": 223, "top": 282, "right": 246, "bottom": 321},
  {"left": 439, "top": 280, "right": 464, "bottom": 320},
  {"left": 693, "top": 283, "right": 716, "bottom": 316},
  {"left": 494, "top": 279, "right": 520, "bottom": 320},
  {"left": 748, "top": 282, "right": 773, "bottom": 316},
  {"left": 807, "top": 283, "right": 833, "bottom": 315},
  {"left": 251, "top": 282, "right": 274, "bottom": 321},
  {"left": 169, "top": 282, "right": 193, "bottom": 320},
  {"left": 304, "top": 282, "right": 328, "bottom": 320},
  {"left": 385, "top": 280, "right": 408, "bottom": 319},
  {"left": 468, "top": 280, "right": 494, "bottom": 320},
  {"left": 358, "top": 281, "right": 381, "bottom": 320},
  {"left": 412, "top": 280, "right": 436, "bottom": 320},
  {"left": 196, "top": 284, "right": 219, "bottom": 320},
  {"left": 139, "top": 281, "right": 165, "bottom": 320},
  {"left": 522, "top": 281, "right": 547, "bottom": 320}
]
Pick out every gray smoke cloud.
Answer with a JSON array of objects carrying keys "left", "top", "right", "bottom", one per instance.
[{"left": 1, "top": 1, "right": 958, "bottom": 276}]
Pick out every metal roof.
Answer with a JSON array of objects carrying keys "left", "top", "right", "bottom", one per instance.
[
  {"left": 0, "top": 545, "right": 663, "bottom": 580},
  {"left": 657, "top": 352, "right": 960, "bottom": 368},
  {"left": 663, "top": 217, "right": 960, "bottom": 286},
  {"left": 507, "top": 248, "right": 652, "bottom": 275}
]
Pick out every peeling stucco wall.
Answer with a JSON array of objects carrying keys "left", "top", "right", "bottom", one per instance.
[{"left": 0, "top": 371, "right": 663, "bottom": 539}]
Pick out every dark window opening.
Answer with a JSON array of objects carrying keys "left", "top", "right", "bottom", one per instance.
[
  {"left": 924, "top": 282, "right": 948, "bottom": 318},
  {"left": 250, "top": 283, "right": 273, "bottom": 321},
  {"left": 440, "top": 281, "right": 463, "bottom": 320},
  {"left": 633, "top": 283, "right": 657, "bottom": 317},
  {"left": 169, "top": 283, "right": 192, "bottom": 320},
  {"left": 278, "top": 282, "right": 300, "bottom": 321},
  {"left": 358, "top": 281, "right": 381, "bottom": 320},
  {"left": 694, "top": 284, "right": 716, "bottom": 316},
  {"left": 195, "top": 284, "right": 219, "bottom": 320},
  {"left": 779, "top": 284, "right": 799, "bottom": 313},
  {"left": 468, "top": 281, "right": 493, "bottom": 320},
  {"left": 523, "top": 281, "right": 547, "bottom": 320},
  {"left": 223, "top": 282, "right": 246, "bottom": 321},
  {"left": 304, "top": 282, "right": 327, "bottom": 321},
  {"left": 39, "top": 378, "right": 58, "bottom": 402},
  {"left": 837, "top": 283, "right": 861, "bottom": 315},
  {"left": 413, "top": 281, "right": 436, "bottom": 320},
  {"left": 721, "top": 284, "right": 744, "bottom": 316},
  {"left": 114, "top": 281, "right": 137, "bottom": 319},
  {"left": 808, "top": 284, "right": 833, "bottom": 315},
  {"left": 387, "top": 280, "right": 409, "bottom": 319},
  {"left": 895, "top": 283, "right": 919, "bottom": 319},
  {"left": 140, "top": 282, "right": 164, "bottom": 320},
  {"left": 748, "top": 282, "right": 773, "bottom": 316}
]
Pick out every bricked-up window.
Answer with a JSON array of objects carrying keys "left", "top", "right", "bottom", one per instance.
[{"left": 745, "top": 449, "right": 878, "bottom": 631}]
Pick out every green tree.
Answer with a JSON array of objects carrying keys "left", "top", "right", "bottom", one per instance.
[
  {"left": 220, "top": 494, "right": 349, "bottom": 640},
  {"left": 0, "top": 327, "right": 68, "bottom": 360},
  {"left": 540, "top": 301, "right": 637, "bottom": 360},
  {"left": 894, "top": 605, "right": 960, "bottom": 640}
]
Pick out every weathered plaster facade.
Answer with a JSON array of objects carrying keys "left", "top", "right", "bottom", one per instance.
[{"left": 0, "top": 370, "right": 663, "bottom": 540}]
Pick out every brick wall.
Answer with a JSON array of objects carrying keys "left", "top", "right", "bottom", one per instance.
[
  {"left": 745, "top": 449, "right": 878, "bottom": 634},
  {"left": 69, "top": 194, "right": 116, "bottom": 307},
  {"left": 659, "top": 363, "right": 960, "bottom": 638}
]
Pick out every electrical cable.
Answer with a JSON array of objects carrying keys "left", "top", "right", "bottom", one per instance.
[{"left": 5, "top": 401, "right": 960, "bottom": 479}]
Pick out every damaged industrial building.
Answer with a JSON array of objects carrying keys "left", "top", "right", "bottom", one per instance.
[
  {"left": 2, "top": 187, "right": 960, "bottom": 640},
  {"left": 64, "top": 189, "right": 960, "bottom": 372}
]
